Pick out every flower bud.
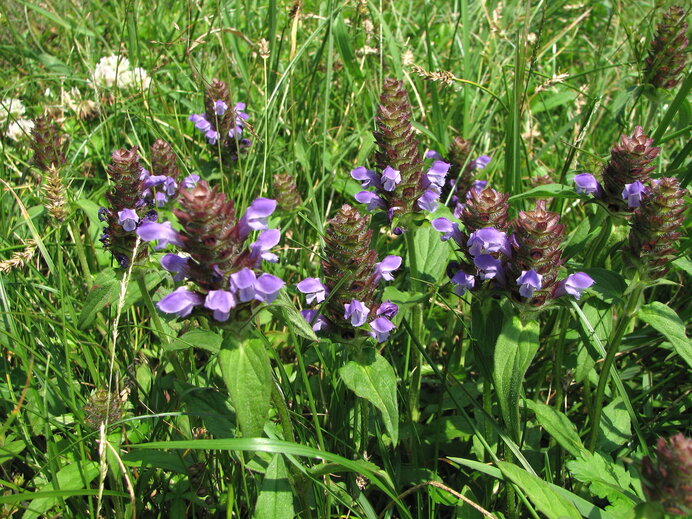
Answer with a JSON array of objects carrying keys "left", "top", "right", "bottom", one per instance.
[
  {"left": 641, "top": 434, "right": 692, "bottom": 516},
  {"left": 645, "top": 6, "right": 689, "bottom": 90}
]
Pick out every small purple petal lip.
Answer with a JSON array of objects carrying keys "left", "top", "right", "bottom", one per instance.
[
  {"left": 555, "top": 272, "right": 594, "bottom": 300},
  {"left": 374, "top": 255, "right": 402, "bottom": 282},
  {"left": 301, "top": 309, "right": 329, "bottom": 332},
  {"left": 213, "top": 100, "right": 228, "bottom": 115},
  {"left": 255, "top": 273, "right": 285, "bottom": 303},
  {"left": 204, "top": 290, "right": 236, "bottom": 321},
  {"left": 425, "top": 149, "right": 443, "bottom": 160},
  {"left": 117, "top": 208, "right": 140, "bottom": 232},
  {"left": 451, "top": 270, "right": 475, "bottom": 296},
  {"left": 516, "top": 269, "right": 543, "bottom": 298},
  {"left": 354, "top": 190, "right": 386, "bottom": 211},
  {"left": 229, "top": 268, "right": 257, "bottom": 302},
  {"left": 136, "top": 221, "right": 183, "bottom": 250},
  {"left": 296, "top": 277, "right": 327, "bottom": 304},
  {"left": 425, "top": 161, "right": 450, "bottom": 190},
  {"left": 239, "top": 198, "right": 277, "bottom": 238},
  {"left": 369, "top": 317, "right": 396, "bottom": 342},
  {"left": 351, "top": 166, "right": 381, "bottom": 189},
  {"left": 470, "top": 180, "right": 488, "bottom": 194},
  {"left": 474, "top": 254, "right": 503, "bottom": 280},
  {"left": 377, "top": 300, "right": 399, "bottom": 319},
  {"left": 470, "top": 155, "right": 491, "bottom": 170},
  {"left": 157, "top": 287, "right": 203, "bottom": 317},
  {"left": 574, "top": 173, "right": 600, "bottom": 195},
  {"left": 205, "top": 129, "right": 220, "bottom": 145},
  {"left": 432, "top": 217, "right": 463, "bottom": 245},
  {"left": 161, "top": 253, "right": 189, "bottom": 281},
  {"left": 344, "top": 299, "right": 370, "bottom": 327},
  {"left": 417, "top": 189, "right": 439, "bottom": 212},
  {"left": 381, "top": 166, "right": 402, "bottom": 192},
  {"left": 250, "top": 229, "right": 281, "bottom": 264},
  {"left": 467, "top": 227, "right": 509, "bottom": 256},
  {"left": 622, "top": 181, "right": 647, "bottom": 208},
  {"left": 155, "top": 191, "right": 168, "bottom": 207},
  {"left": 181, "top": 174, "right": 200, "bottom": 189}
]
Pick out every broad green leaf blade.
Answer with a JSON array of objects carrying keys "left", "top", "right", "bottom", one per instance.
[
  {"left": 638, "top": 302, "right": 692, "bottom": 369},
  {"left": 78, "top": 276, "right": 119, "bottom": 328},
  {"left": 253, "top": 454, "right": 295, "bottom": 519},
  {"left": 412, "top": 224, "right": 449, "bottom": 284},
  {"left": 509, "top": 183, "right": 581, "bottom": 201},
  {"left": 268, "top": 290, "right": 318, "bottom": 342},
  {"left": 497, "top": 462, "right": 581, "bottom": 519},
  {"left": 339, "top": 349, "right": 399, "bottom": 445},
  {"left": 165, "top": 329, "right": 223, "bottom": 353},
  {"left": 525, "top": 401, "right": 586, "bottom": 458},
  {"left": 219, "top": 337, "right": 272, "bottom": 438},
  {"left": 493, "top": 310, "right": 539, "bottom": 438}
]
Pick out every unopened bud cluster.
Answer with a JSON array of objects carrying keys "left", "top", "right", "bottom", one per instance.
[
  {"left": 645, "top": 6, "right": 689, "bottom": 90},
  {"left": 30, "top": 113, "right": 69, "bottom": 221},
  {"left": 641, "top": 433, "right": 692, "bottom": 516}
]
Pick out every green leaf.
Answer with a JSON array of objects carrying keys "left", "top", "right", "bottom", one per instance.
[
  {"left": 638, "top": 302, "right": 692, "bottom": 369},
  {"left": 268, "top": 290, "right": 318, "bottom": 342},
  {"left": 508, "top": 183, "right": 581, "bottom": 201},
  {"left": 165, "top": 329, "right": 223, "bottom": 353},
  {"left": 580, "top": 268, "right": 627, "bottom": 304},
  {"left": 525, "top": 401, "right": 586, "bottom": 458},
  {"left": 219, "top": 337, "right": 272, "bottom": 438},
  {"left": 21, "top": 461, "right": 100, "bottom": 519},
  {"left": 77, "top": 275, "right": 119, "bottom": 328},
  {"left": 253, "top": 454, "right": 295, "bottom": 519},
  {"left": 339, "top": 349, "right": 399, "bottom": 445},
  {"left": 598, "top": 398, "right": 631, "bottom": 454},
  {"left": 333, "top": 16, "right": 362, "bottom": 81},
  {"left": 496, "top": 462, "right": 581, "bottom": 519},
  {"left": 493, "top": 309, "right": 539, "bottom": 438},
  {"left": 412, "top": 224, "right": 449, "bottom": 284},
  {"left": 567, "top": 452, "right": 638, "bottom": 514}
]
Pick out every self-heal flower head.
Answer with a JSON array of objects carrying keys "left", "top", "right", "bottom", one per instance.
[
  {"left": 474, "top": 254, "right": 503, "bottom": 281},
  {"left": 451, "top": 270, "right": 475, "bottom": 296},
  {"left": 374, "top": 255, "right": 402, "bottom": 282},
  {"left": 158, "top": 287, "right": 204, "bottom": 317},
  {"left": 467, "top": 227, "right": 509, "bottom": 256},
  {"left": 296, "top": 277, "right": 327, "bottom": 304},
  {"left": 344, "top": 299, "right": 370, "bottom": 327},
  {"left": 250, "top": 229, "right": 281, "bottom": 265},
  {"left": 137, "top": 221, "right": 184, "bottom": 250},
  {"left": 369, "top": 317, "right": 396, "bottom": 343},
  {"left": 516, "top": 269, "right": 543, "bottom": 298},
  {"left": 574, "top": 173, "right": 600, "bottom": 195},
  {"left": 432, "top": 217, "right": 463, "bottom": 245},
  {"left": 351, "top": 166, "right": 382, "bottom": 189},
  {"left": 555, "top": 272, "right": 594, "bottom": 300},
  {"left": 255, "top": 274, "right": 285, "bottom": 303},
  {"left": 301, "top": 309, "right": 329, "bottom": 332},
  {"left": 622, "top": 181, "right": 647, "bottom": 208},
  {"left": 376, "top": 301, "right": 399, "bottom": 319},
  {"left": 381, "top": 166, "right": 401, "bottom": 192},
  {"left": 204, "top": 290, "right": 236, "bottom": 321},
  {"left": 238, "top": 197, "right": 277, "bottom": 239},
  {"left": 117, "top": 208, "right": 139, "bottom": 232},
  {"left": 230, "top": 268, "right": 257, "bottom": 302},
  {"left": 355, "top": 191, "right": 387, "bottom": 211}
]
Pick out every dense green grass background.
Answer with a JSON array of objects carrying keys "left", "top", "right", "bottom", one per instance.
[{"left": 0, "top": 0, "right": 689, "bottom": 517}]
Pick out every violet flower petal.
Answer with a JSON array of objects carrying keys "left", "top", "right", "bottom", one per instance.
[
  {"left": 369, "top": 317, "right": 396, "bottom": 342},
  {"left": 381, "top": 166, "right": 402, "bottom": 192},
  {"left": 136, "top": 221, "right": 183, "bottom": 250},
  {"left": 451, "top": 270, "right": 475, "bottom": 296},
  {"left": 117, "top": 208, "right": 139, "bottom": 232},
  {"left": 255, "top": 273, "right": 285, "bottom": 303},
  {"left": 157, "top": 287, "right": 203, "bottom": 317},
  {"left": 374, "top": 255, "right": 402, "bottom": 282},
  {"left": 204, "top": 290, "right": 236, "bottom": 321},
  {"left": 555, "top": 272, "right": 594, "bottom": 300},
  {"left": 296, "top": 277, "right": 327, "bottom": 304},
  {"left": 516, "top": 269, "right": 543, "bottom": 298},
  {"left": 574, "top": 173, "right": 600, "bottom": 195},
  {"left": 229, "top": 268, "right": 257, "bottom": 302},
  {"left": 344, "top": 300, "right": 370, "bottom": 327},
  {"left": 301, "top": 309, "right": 329, "bottom": 332},
  {"left": 376, "top": 301, "right": 398, "bottom": 319}
]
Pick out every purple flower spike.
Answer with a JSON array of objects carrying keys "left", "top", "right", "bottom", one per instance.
[
  {"left": 467, "top": 227, "right": 509, "bottom": 256},
  {"left": 161, "top": 253, "right": 188, "bottom": 281},
  {"left": 137, "top": 221, "right": 183, "bottom": 250},
  {"left": 574, "top": 173, "right": 600, "bottom": 195},
  {"left": 355, "top": 191, "right": 386, "bottom": 211},
  {"left": 516, "top": 269, "right": 543, "bottom": 298},
  {"left": 474, "top": 254, "right": 503, "bottom": 280},
  {"left": 555, "top": 272, "right": 595, "bottom": 300},
  {"left": 250, "top": 229, "right": 281, "bottom": 265},
  {"left": 344, "top": 300, "right": 370, "bottom": 327},
  {"left": 377, "top": 300, "right": 399, "bottom": 319},
  {"left": 417, "top": 190, "right": 439, "bottom": 212},
  {"left": 622, "top": 181, "right": 647, "bottom": 208},
  {"left": 301, "top": 309, "right": 329, "bottom": 332},
  {"left": 381, "top": 166, "right": 402, "bottom": 192},
  {"left": 374, "top": 255, "right": 402, "bottom": 282},
  {"left": 230, "top": 268, "right": 257, "bottom": 302},
  {"left": 214, "top": 100, "right": 228, "bottom": 115},
  {"left": 470, "top": 155, "right": 492, "bottom": 170},
  {"left": 296, "top": 277, "right": 327, "bottom": 304},
  {"left": 425, "top": 161, "right": 450, "bottom": 191},
  {"left": 157, "top": 287, "right": 203, "bottom": 317},
  {"left": 425, "top": 149, "right": 443, "bottom": 160},
  {"left": 182, "top": 174, "right": 200, "bottom": 189},
  {"left": 238, "top": 197, "right": 277, "bottom": 239},
  {"left": 351, "top": 166, "right": 381, "bottom": 189},
  {"left": 255, "top": 273, "right": 285, "bottom": 303},
  {"left": 204, "top": 290, "right": 236, "bottom": 321},
  {"left": 432, "top": 217, "right": 463, "bottom": 245},
  {"left": 117, "top": 208, "right": 139, "bottom": 232},
  {"left": 369, "top": 317, "right": 396, "bottom": 342},
  {"left": 451, "top": 270, "right": 475, "bottom": 296}
]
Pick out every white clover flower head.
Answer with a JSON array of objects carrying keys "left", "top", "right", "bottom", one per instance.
[
  {"left": 6, "top": 119, "right": 35, "bottom": 142},
  {"left": 0, "top": 98, "right": 26, "bottom": 124}
]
